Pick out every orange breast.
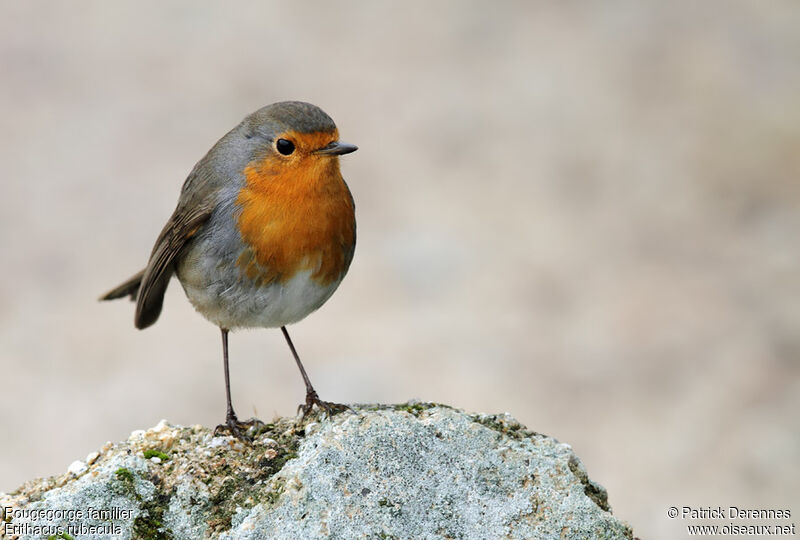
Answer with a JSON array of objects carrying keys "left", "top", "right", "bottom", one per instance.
[{"left": 235, "top": 151, "right": 355, "bottom": 287}]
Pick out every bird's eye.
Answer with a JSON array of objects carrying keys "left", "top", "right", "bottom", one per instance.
[{"left": 276, "top": 138, "right": 295, "bottom": 155}]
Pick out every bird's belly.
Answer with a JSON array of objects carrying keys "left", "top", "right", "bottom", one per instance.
[
  {"left": 179, "top": 263, "right": 341, "bottom": 329},
  {"left": 176, "top": 236, "right": 343, "bottom": 329}
]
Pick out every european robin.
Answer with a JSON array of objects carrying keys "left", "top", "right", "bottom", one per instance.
[{"left": 101, "top": 101, "right": 357, "bottom": 438}]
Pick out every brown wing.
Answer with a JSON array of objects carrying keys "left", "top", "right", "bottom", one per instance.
[{"left": 133, "top": 200, "right": 214, "bottom": 329}]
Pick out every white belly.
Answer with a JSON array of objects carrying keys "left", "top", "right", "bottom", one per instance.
[{"left": 178, "top": 264, "right": 341, "bottom": 330}]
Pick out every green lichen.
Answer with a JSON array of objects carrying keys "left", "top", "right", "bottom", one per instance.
[
  {"left": 263, "top": 478, "right": 286, "bottom": 507},
  {"left": 46, "top": 533, "right": 74, "bottom": 540},
  {"left": 393, "top": 403, "right": 429, "bottom": 416},
  {"left": 204, "top": 421, "right": 302, "bottom": 533},
  {"left": 209, "top": 477, "right": 238, "bottom": 507},
  {"left": 270, "top": 450, "right": 297, "bottom": 472},
  {"left": 358, "top": 402, "right": 448, "bottom": 416},
  {"left": 133, "top": 489, "right": 172, "bottom": 540},
  {"left": 113, "top": 467, "right": 174, "bottom": 537},
  {"left": 115, "top": 467, "right": 135, "bottom": 483},
  {"left": 470, "top": 414, "right": 534, "bottom": 440},
  {"left": 144, "top": 449, "right": 170, "bottom": 461},
  {"left": 114, "top": 467, "right": 139, "bottom": 501},
  {"left": 390, "top": 401, "right": 450, "bottom": 417}
]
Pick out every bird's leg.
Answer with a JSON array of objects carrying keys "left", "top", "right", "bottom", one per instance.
[
  {"left": 214, "top": 328, "right": 263, "bottom": 439},
  {"left": 281, "top": 326, "right": 349, "bottom": 417}
]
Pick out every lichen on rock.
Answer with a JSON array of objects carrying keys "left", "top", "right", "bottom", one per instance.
[{"left": 1, "top": 404, "right": 633, "bottom": 539}]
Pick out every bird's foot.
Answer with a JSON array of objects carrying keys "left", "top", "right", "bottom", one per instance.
[
  {"left": 214, "top": 412, "right": 265, "bottom": 441},
  {"left": 298, "top": 389, "right": 350, "bottom": 418}
]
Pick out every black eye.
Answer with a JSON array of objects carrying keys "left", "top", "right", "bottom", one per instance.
[{"left": 276, "top": 138, "right": 295, "bottom": 155}]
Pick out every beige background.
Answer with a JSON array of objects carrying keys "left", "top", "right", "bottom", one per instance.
[{"left": 1, "top": 2, "right": 798, "bottom": 538}]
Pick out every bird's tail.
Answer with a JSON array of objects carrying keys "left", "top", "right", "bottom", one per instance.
[{"left": 99, "top": 269, "right": 145, "bottom": 302}]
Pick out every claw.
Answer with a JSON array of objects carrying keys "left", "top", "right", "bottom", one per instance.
[
  {"left": 299, "top": 389, "right": 351, "bottom": 418},
  {"left": 214, "top": 413, "right": 265, "bottom": 441}
]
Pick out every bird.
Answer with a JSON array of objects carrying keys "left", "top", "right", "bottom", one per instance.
[{"left": 100, "top": 101, "right": 357, "bottom": 438}]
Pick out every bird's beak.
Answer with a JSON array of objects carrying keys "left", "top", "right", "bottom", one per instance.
[{"left": 315, "top": 141, "right": 358, "bottom": 156}]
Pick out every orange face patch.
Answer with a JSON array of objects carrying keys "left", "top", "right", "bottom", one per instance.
[{"left": 235, "top": 130, "right": 356, "bottom": 287}]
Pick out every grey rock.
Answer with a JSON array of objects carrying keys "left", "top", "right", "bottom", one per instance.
[{"left": 1, "top": 405, "right": 633, "bottom": 539}]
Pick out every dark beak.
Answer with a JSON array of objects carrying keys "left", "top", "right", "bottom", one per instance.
[{"left": 315, "top": 141, "right": 358, "bottom": 156}]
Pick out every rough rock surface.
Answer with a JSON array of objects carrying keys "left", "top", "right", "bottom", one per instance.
[{"left": 1, "top": 404, "right": 633, "bottom": 539}]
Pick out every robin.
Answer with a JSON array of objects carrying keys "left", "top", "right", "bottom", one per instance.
[{"left": 100, "top": 101, "right": 357, "bottom": 438}]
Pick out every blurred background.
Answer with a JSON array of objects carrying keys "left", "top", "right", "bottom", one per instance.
[{"left": 1, "top": 1, "right": 798, "bottom": 537}]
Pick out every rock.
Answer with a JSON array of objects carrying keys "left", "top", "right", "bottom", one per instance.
[
  {"left": 1, "top": 404, "right": 633, "bottom": 539},
  {"left": 66, "top": 460, "right": 87, "bottom": 476}
]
